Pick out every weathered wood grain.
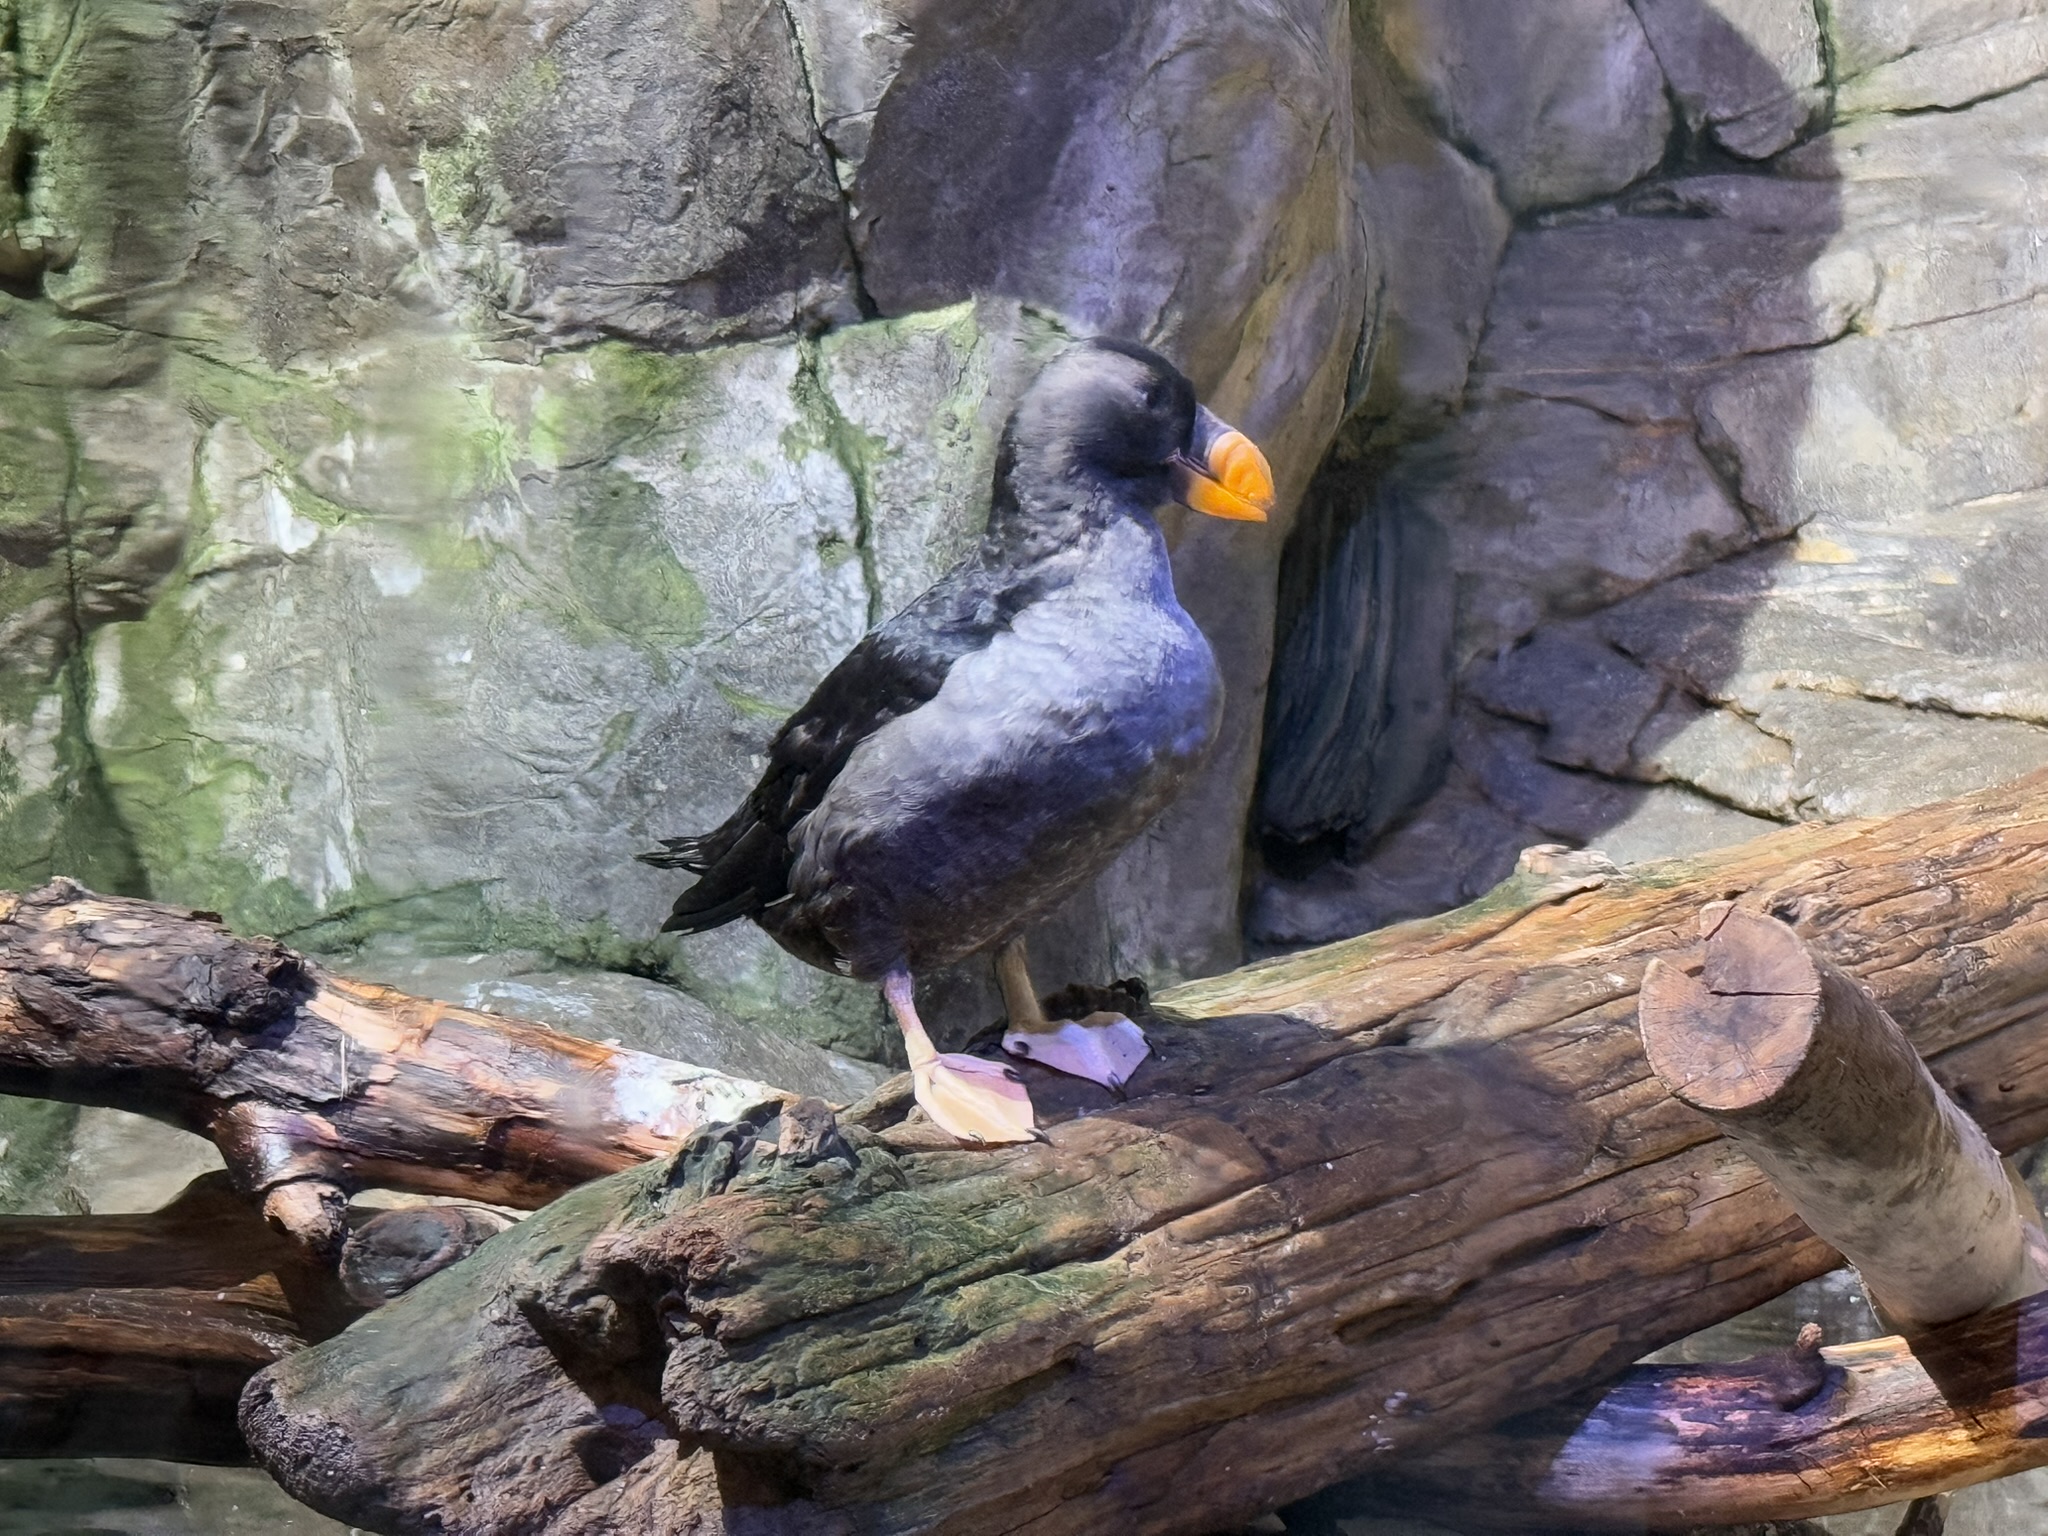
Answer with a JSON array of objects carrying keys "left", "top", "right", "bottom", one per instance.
[
  {"left": 0, "top": 1178, "right": 534, "bottom": 1462},
  {"left": 0, "top": 1174, "right": 343, "bottom": 1461},
  {"left": 1349, "top": 1296, "right": 2048, "bottom": 1529},
  {"left": 0, "top": 878, "right": 789, "bottom": 1251},
  {"left": 239, "top": 772, "right": 2048, "bottom": 1535},
  {"left": 1642, "top": 905, "right": 2047, "bottom": 1328}
]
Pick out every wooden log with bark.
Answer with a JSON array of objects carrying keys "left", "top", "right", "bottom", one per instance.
[
  {"left": 1319, "top": 910, "right": 2048, "bottom": 1530},
  {"left": 0, "top": 879, "right": 789, "bottom": 1254},
  {"left": 209, "top": 772, "right": 2048, "bottom": 1535},
  {"left": 1334, "top": 1295, "right": 2048, "bottom": 1531},
  {"left": 0, "top": 1173, "right": 529, "bottom": 1460},
  {"left": 0, "top": 1173, "right": 336, "bottom": 1462},
  {"left": 11, "top": 772, "right": 2048, "bottom": 1532},
  {"left": 1641, "top": 904, "right": 2048, "bottom": 1329}
]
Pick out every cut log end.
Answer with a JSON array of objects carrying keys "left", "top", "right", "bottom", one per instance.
[
  {"left": 1698, "top": 902, "right": 1821, "bottom": 998},
  {"left": 263, "top": 1180, "right": 351, "bottom": 1260},
  {"left": 1639, "top": 924, "right": 1819, "bottom": 1114},
  {"left": 1640, "top": 906, "right": 2047, "bottom": 1331}
]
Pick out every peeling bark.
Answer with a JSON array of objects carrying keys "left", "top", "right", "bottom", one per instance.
[{"left": 0, "top": 878, "right": 789, "bottom": 1253}]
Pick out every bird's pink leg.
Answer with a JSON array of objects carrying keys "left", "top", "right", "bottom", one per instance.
[
  {"left": 994, "top": 936, "right": 1150, "bottom": 1094},
  {"left": 883, "top": 969, "right": 1038, "bottom": 1145}
]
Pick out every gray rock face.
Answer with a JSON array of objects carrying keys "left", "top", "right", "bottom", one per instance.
[
  {"left": 50, "top": 302, "right": 1064, "bottom": 1061},
  {"left": 62, "top": 1110, "right": 226, "bottom": 1216},
  {"left": 429, "top": 0, "right": 863, "bottom": 349},
  {"left": 1408, "top": 397, "right": 1754, "bottom": 660},
  {"left": 1827, "top": 0, "right": 2048, "bottom": 115},
  {"left": 0, "top": 1097, "right": 78, "bottom": 1216},
  {"left": 0, "top": 1461, "right": 351, "bottom": 1535},
  {"left": 1257, "top": 0, "right": 2048, "bottom": 971},
  {"left": 1350, "top": 25, "right": 1512, "bottom": 443},
  {"left": 846, "top": 0, "right": 1370, "bottom": 989},
  {"left": 35, "top": 0, "right": 862, "bottom": 360},
  {"left": 0, "top": 0, "right": 1365, "bottom": 1102},
  {"left": 1373, "top": 0, "right": 1673, "bottom": 210},
  {"left": 1632, "top": 0, "right": 1827, "bottom": 158}
]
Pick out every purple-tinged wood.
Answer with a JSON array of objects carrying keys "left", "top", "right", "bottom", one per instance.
[{"left": 1343, "top": 1298, "right": 2048, "bottom": 1529}]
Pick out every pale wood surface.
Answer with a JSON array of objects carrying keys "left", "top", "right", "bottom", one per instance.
[{"left": 1641, "top": 906, "right": 2046, "bottom": 1328}]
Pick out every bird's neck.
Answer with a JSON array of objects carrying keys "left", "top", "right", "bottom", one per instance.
[
  {"left": 978, "top": 505, "right": 1177, "bottom": 619},
  {"left": 981, "top": 461, "right": 1173, "bottom": 581}
]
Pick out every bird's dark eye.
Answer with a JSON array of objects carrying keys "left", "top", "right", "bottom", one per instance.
[{"left": 1142, "top": 381, "right": 1165, "bottom": 410}]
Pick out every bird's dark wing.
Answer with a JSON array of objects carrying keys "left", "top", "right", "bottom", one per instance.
[{"left": 644, "top": 565, "right": 1028, "bottom": 935}]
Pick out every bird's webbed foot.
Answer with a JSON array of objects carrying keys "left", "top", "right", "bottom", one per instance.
[
  {"left": 912, "top": 1051, "right": 1040, "bottom": 1145},
  {"left": 992, "top": 936, "right": 1152, "bottom": 1095},
  {"left": 1001, "top": 1011, "right": 1150, "bottom": 1095},
  {"left": 884, "top": 967, "right": 1040, "bottom": 1146}
]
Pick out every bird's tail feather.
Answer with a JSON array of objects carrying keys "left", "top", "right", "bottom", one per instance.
[
  {"left": 660, "top": 888, "right": 763, "bottom": 934},
  {"left": 636, "top": 834, "right": 715, "bottom": 872},
  {"left": 652, "top": 820, "right": 785, "bottom": 936}
]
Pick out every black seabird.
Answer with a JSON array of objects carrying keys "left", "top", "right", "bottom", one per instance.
[{"left": 641, "top": 338, "right": 1275, "bottom": 1143}]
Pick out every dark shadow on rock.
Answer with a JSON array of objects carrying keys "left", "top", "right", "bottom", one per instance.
[
  {"left": 1259, "top": 472, "right": 1456, "bottom": 879},
  {"left": 1252, "top": 0, "right": 1841, "bottom": 959}
]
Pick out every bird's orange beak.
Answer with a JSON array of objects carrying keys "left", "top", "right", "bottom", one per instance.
[{"left": 1170, "top": 405, "right": 1275, "bottom": 522}]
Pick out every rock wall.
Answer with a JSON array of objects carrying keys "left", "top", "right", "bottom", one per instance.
[
  {"left": 9, "top": 0, "right": 2048, "bottom": 1193},
  {"left": 1255, "top": 0, "right": 2048, "bottom": 952},
  {"left": 8, "top": 1, "right": 2048, "bottom": 1529},
  {"left": 0, "top": 0, "right": 1365, "bottom": 1120}
]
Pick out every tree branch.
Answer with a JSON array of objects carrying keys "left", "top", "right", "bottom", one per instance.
[{"left": 0, "top": 879, "right": 791, "bottom": 1253}]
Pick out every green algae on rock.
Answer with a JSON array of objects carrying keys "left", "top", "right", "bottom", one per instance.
[{"left": 0, "top": 296, "right": 1064, "bottom": 1067}]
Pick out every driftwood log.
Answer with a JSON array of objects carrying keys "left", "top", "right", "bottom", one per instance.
[
  {"left": 13, "top": 774, "right": 2048, "bottom": 1530},
  {"left": 1339, "top": 1293, "right": 2048, "bottom": 1531},
  {"left": 1321, "top": 911, "right": 2048, "bottom": 1530},
  {"left": 193, "top": 771, "right": 2048, "bottom": 1535},
  {"left": 0, "top": 1173, "right": 337, "bottom": 1462},
  {"left": 0, "top": 880, "right": 788, "bottom": 1254},
  {"left": 0, "top": 1172, "right": 527, "bottom": 1460},
  {"left": 1642, "top": 905, "right": 2048, "bottom": 1330}
]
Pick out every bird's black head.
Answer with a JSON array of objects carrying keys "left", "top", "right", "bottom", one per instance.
[
  {"left": 993, "top": 338, "right": 1275, "bottom": 541},
  {"left": 1015, "top": 338, "right": 1200, "bottom": 481}
]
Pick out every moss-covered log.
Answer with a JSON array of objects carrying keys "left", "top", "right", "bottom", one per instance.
[{"left": 237, "top": 771, "right": 2048, "bottom": 1535}]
